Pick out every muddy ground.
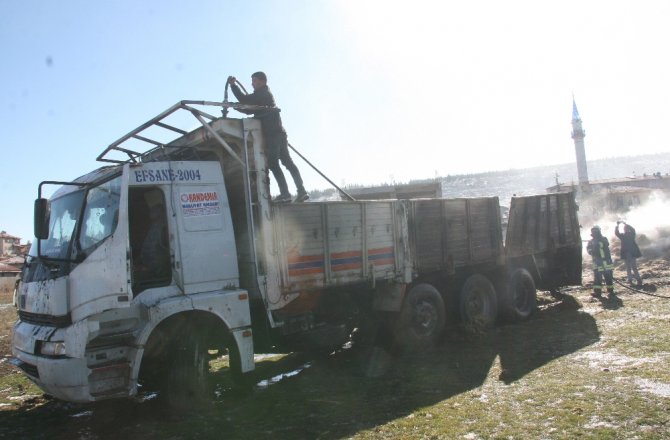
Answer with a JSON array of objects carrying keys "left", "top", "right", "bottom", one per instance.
[{"left": 1, "top": 256, "right": 669, "bottom": 439}]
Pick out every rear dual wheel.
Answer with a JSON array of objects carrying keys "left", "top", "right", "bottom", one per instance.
[
  {"left": 499, "top": 268, "right": 537, "bottom": 322},
  {"left": 394, "top": 283, "right": 445, "bottom": 350},
  {"left": 459, "top": 274, "right": 498, "bottom": 332}
]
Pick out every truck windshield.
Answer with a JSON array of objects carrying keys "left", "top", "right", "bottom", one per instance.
[
  {"left": 36, "top": 175, "right": 121, "bottom": 261},
  {"left": 39, "top": 190, "right": 86, "bottom": 260}
]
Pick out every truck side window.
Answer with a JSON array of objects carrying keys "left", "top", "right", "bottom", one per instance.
[
  {"left": 129, "top": 187, "right": 171, "bottom": 294},
  {"left": 80, "top": 175, "right": 121, "bottom": 251}
]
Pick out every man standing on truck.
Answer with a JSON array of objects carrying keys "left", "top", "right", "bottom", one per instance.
[
  {"left": 228, "top": 72, "right": 309, "bottom": 203},
  {"left": 586, "top": 225, "right": 615, "bottom": 299}
]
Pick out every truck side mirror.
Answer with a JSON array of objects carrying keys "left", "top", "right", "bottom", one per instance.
[{"left": 34, "top": 198, "right": 50, "bottom": 240}]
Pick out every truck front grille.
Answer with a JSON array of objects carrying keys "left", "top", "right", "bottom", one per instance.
[{"left": 18, "top": 311, "right": 72, "bottom": 328}]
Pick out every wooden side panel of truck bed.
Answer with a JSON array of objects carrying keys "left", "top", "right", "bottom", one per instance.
[
  {"left": 273, "top": 201, "right": 404, "bottom": 292},
  {"left": 505, "top": 192, "right": 582, "bottom": 289},
  {"left": 409, "top": 197, "right": 504, "bottom": 275}
]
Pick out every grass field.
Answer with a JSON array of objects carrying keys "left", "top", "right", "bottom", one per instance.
[{"left": 1, "top": 262, "right": 669, "bottom": 439}]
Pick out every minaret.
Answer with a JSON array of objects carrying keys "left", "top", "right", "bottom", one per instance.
[{"left": 571, "top": 98, "right": 589, "bottom": 185}]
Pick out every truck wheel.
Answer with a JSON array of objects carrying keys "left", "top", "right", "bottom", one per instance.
[
  {"left": 165, "top": 329, "right": 211, "bottom": 409},
  {"left": 459, "top": 274, "right": 498, "bottom": 332},
  {"left": 394, "top": 283, "right": 445, "bottom": 350},
  {"left": 499, "top": 268, "right": 536, "bottom": 322}
]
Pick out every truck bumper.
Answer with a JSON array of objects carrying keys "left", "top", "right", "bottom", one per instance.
[
  {"left": 10, "top": 353, "right": 99, "bottom": 402},
  {"left": 12, "top": 321, "right": 133, "bottom": 403}
]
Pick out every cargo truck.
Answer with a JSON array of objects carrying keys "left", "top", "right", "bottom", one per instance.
[{"left": 11, "top": 100, "right": 582, "bottom": 404}]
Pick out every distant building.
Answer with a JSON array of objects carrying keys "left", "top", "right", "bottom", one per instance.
[
  {"left": 0, "top": 261, "right": 20, "bottom": 295},
  {"left": 0, "top": 231, "right": 22, "bottom": 257},
  {"left": 1, "top": 255, "right": 25, "bottom": 268},
  {"left": 15, "top": 243, "right": 31, "bottom": 256},
  {"left": 548, "top": 174, "right": 670, "bottom": 195},
  {"left": 0, "top": 262, "right": 20, "bottom": 277}
]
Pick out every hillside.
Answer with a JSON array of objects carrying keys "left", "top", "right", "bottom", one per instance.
[
  {"left": 314, "top": 152, "right": 670, "bottom": 206},
  {"left": 440, "top": 152, "right": 670, "bottom": 206}
]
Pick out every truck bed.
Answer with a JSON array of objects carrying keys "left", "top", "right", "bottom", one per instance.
[
  {"left": 505, "top": 192, "right": 582, "bottom": 289},
  {"left": 271, "top": 196, "right": 505, "bottom": 294},
  {"left": 408, "top": 197, "right": 503, "bottom": 275},
  {"left": 273, "top": 201, "right": 404, "bottom": 292}
]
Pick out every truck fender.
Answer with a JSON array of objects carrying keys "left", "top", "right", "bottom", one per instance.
[{"left": 130, "top": 293, "right": 253, "bottom": 382}]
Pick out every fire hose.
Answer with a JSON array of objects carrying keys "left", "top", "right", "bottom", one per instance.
[
  {"left": 613, "top": 278, "right": 670, "bottom": 299},
  {"left": 222, "top": 77, "right": 248, "bottom": 118}
]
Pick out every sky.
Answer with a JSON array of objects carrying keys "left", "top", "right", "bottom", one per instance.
[{"left": 1, "top": 0, "right": 670, "bottom": 243}]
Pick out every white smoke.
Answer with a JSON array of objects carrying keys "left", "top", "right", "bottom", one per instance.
[{"left": 584, "top": 191, "right": 670, "bottom": 260}]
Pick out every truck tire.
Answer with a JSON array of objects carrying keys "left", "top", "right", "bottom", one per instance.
[
  {"left": 459, "top": 274, "right": 498, "bottom": 332},
  {"left": 394, "top": 283, "right": 445, "bottom": 350},
  {"left": 164, "top": 329, "right": 211, "bottom": 409},
  {"left": 499, "top": 268, "right": 536, "bottom": 322}
]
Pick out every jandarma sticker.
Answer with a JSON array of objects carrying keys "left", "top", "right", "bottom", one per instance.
[{"left": 180, "top": 191, "right": 220, "bottom": 217}]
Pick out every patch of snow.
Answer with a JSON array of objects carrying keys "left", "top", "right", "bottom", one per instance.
[
  {"left": 7, "top": 394, "right": 39, "bottom": 402},
  {"left": 71, "top": 410, "right": 93, "bottom": 418},
  {"left": 256, "top": 362, "right": 312, "bottom": 389},
  {"left": 136, "top": 391, "right": 159, "bottom": 402},
  {"left": 635, "top": 378, "right": 670, "bottom": 398},
  {"left": 584, "top": 415, "right": 619, "bottom": 429},
  {"left": 254, "top": 353, "right": 284, "bottom": 361},
  {"left": 573, "top": 350, "right": 658, "bottom": 370}
]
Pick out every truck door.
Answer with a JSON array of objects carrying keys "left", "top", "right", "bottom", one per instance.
[
  {"left": 505, "top": 192, "right": 582, "bottom": 290},
  {"left": 169, "top": 161, "right": 239, "bottom": 294},
  {"left": 128, "top": 186, "right": 172, "bottom": 295}
]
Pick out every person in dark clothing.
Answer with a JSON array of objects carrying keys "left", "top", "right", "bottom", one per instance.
[
  {"left": 228, "top": 72, "right": 309, "bottom": 203},
  {"left": 586, "top": 225, "right": 615, "bottom": 299},
  {"left": 614, "top": 221, "right": 643, "bottom": 286},
  {"left": 140, "top": 204, "right": 170, "bottom": 280}
]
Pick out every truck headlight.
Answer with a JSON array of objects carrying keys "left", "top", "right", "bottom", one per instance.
[{"left": 39, "top": 341, "right": 66, "bottom": 356}]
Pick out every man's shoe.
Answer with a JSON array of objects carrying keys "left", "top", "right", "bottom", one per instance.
[
  {"left": 295, "top": 189, "right": 310, "bottom": 203},
  {"left": 273, "top": 193, "right": 292, "bottom": 203}
]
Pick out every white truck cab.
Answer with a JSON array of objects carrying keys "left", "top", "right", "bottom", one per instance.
[{"left": 14, "top": 150, "right": 254, "bottom": 402}]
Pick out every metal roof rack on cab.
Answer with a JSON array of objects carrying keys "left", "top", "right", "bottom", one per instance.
[{"left": 96, "top": 100, "right": 277, "bottom": 165}]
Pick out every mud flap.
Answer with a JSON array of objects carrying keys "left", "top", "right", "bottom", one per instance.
[{"left": 231, "top": 328, "right": 255, "bottom": 373}]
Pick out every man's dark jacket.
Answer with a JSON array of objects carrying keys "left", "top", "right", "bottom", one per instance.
[
  {"left": 230, "top": 84, "right": 285, "bottom": 136},
  {"left": 615, "top": 226, "right": 642, "bottom": 259}
]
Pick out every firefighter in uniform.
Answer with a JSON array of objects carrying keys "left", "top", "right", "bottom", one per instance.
[{"left": 586, "top": 225, "right": 615, "bottom": 299}]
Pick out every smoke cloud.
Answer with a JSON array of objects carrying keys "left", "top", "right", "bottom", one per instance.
[{"left": 584, "top": 191, "right": 670, "bottom": 260}]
